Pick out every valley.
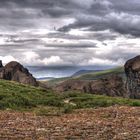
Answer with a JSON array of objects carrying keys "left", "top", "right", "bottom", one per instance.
[{"left": 0, "top": 56, "right": 139, "bottom": 139}]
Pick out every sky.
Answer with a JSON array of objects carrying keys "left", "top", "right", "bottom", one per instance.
[{"left": 0, "top": 0, "right": 140, "bottom": 67}]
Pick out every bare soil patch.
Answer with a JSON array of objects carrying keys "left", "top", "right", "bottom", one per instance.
[{"left": 0, "top": 106, "right": 139, "bottom": 140}]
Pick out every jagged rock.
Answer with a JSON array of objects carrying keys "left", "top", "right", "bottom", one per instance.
[
  {"left": 54, "top": 80, "right": 90, "bottom": 92},
  {"left": 124, "top": 55, "right": 140, "bottom": 99},
  {"left": 89, "top": 74, "right": 125, "bottom": 97},
  {"left": 0, "top": 61, "right": 38, "bottom": 86},
  {"left": 0, "top": 60, "right": 3, "bottom": 68},
  {"left": 0, "top": 60, "right": 4, "bottom": 78},
  {"left": 55, "top": 74, "right": 125, "bottom": 97}
]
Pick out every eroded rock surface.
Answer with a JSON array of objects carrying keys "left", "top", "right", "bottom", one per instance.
[
  {"left": 0, "top": 60, "right": 3, "bottom": 68},
  {"left": 0, "top": 61, "right": 38, "bottom": 86},
  {"left": 125, "top": 55, "right": 140, "bottom": 99},
  {"left": 55, "top": 74, "right": 126, "bottom": 97}
]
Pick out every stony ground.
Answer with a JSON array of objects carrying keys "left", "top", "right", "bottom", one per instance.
[{"left": 0, "top": 106, "right": 139, "bottom": 140}]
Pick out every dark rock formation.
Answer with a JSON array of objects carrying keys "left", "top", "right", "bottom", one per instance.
[
  {"left": 55, "top": 74, "right": 126, "bottom": 97},
  {"left": 0, "top": 61, "right": 38, "bottom": 86},
  {"left": 90, "top": 74, "right": 125, "bottom": 97},
  {"left": 0, "top": 60, "right": 3, "bottom": 68},
  {"left": 0, "top": 60, "right": 4, "bottom": 78},
  {"left": 125, "top": 55, "right": 140, "bottom": 99}
]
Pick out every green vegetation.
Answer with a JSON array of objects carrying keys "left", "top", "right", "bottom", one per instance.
[
  {"left": 62, "top": 92, "right": 140, "bottom": 109},
  {"left": 46, "top": 77, "right": 70, "bottom": 87},
  {"left": 0, "top": 79, "right": 139, "bottom": 115},
  {"left": 0, "top": 79, "right": 64, "bottom": 110},
  {"left": 75, "top": 67, "right": 124, "bottom": 80},
  {"left": 47, "top": 67, "right": 124, "bottom": 86}
]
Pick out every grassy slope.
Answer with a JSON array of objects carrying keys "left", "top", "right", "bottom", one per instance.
[
  {"left": 47, "top": 67, "right": 125, "bottom": 86},
  {"left": 0, "top": 79, "right": 65, "bottom": 110},
  {"left": 75, "top": 67, "right": 125, "bottom": 80},
  {"left": 45, "top": 77, "right": 71, "bottom": 87},
  {"left": 0, "top": 79, "right": 140, "bottom": 115}
]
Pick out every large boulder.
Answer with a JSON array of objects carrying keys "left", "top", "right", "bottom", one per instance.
[
  {"left": 0, "top": 61, "right": 38, "bottom": 86},
  {"left": 124, "top": 55, "right": 140, "bottom": 99},
  {"left": 0, "top": 60, "right": 4, "bottom": 78},
  {"left": 54, "top": 74, "right": 125, "bottom": 97},
  {"left": 0, "top": 60, "right": 3, "bottom": 68},
  {"left": 89, "top": 74, "right": 125, "bottom": 97}
]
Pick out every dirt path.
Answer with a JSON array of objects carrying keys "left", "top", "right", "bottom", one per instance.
[
  {"left": 0, "top": 106, "right": 139, "bottom": 140},
  {"left": 63, "top": 99, "right": 76, "bottom": 106}
]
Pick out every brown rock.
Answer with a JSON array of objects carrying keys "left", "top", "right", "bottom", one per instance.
[
  {"left": 89, "top": 74, "right": 125, "bottom": 97},
  {"left": 0, "top": 60, "right": 3, "bottom": 68},
  {"left": 54, "top": 80, "right": 90, "bottom": 93},
  {"left": 124, "top": 55, "right": 140, "bottom": 99},
  {"left": 54, "top": 74, "right": 125, "bottom": 97},
  {"left": 0, "top": 60, "right": 3, "bottom": 78},
  {"left": 0, "top": 61, "right": 38, "bottom": 86}
]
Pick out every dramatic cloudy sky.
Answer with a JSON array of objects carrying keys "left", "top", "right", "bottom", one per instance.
[{"left": 0, "top": 0, "right": 140, "bottom": 67}]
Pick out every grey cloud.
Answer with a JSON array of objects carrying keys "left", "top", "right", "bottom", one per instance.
[
  {"left": 59, "top": 12, "right": 140, "bottom": 37},
  {"left": 46, "top": 42, "right": 97, "bottom": 48},
  {"left": 0, "top": 0, "right": 140, "bottom": 67},
  {"left": 109, "top": 0, "right": 140, "bottom": 15},
  {"left": 1, "top": 0, "right": 140, "bottom": 37},
  {"left": 58, "top": 0, "right": 140, "bottom": 37}
]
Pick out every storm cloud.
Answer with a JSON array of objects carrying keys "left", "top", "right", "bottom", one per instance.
[{"left": 0, "top": 0, "right": 140, "bottom": 67}]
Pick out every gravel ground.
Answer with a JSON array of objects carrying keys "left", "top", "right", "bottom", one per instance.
[{"left": 0, "top": 106, "right": 139, "bottom": 140}]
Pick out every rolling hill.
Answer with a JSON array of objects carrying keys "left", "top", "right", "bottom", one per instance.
[
  {"left": 75, "top": 67, "right": 125, "bottom": 80},
  {"left": 47, "top": 67, "right": 125, "bottom": 86},
  {"left": 72, "top": 70, "right": 102, "bottom": 77},
  {"left": 0, "top": 76, "right": 140, "bottom": 139},
  {"left": 0, "top": 78, "right": 139, "bottom": 112}
]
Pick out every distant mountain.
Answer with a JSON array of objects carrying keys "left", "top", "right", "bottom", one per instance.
[
  {"left": 27, "top": 65, "right": 115, "bottom": 79},
  {"left": 37, "top": 77, "right": 55, "bottom": 81},
  {"left": 72, "top": 70, "right": 102, "bottom": 77},
  {"left": 47, "top": 67, "right": 124, "bottom": 87},
  {"left": 76, "top": 67, "right": 125, "bottom": 80}
]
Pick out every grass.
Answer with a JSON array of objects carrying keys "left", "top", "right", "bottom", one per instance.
[
  {"left": 62, "top": 92, "right": 140, "bottom": 109},
  {"left": 46, "top": 77, "right": 70, "bottom": 87},
  {"left": 0, "top": 79, "right": 64, "bottom": 110},
  {"left": 76, "top": 67, "right": 125, "bottom": 80},
  {"left": 47, "top": 67, "right": 125, "bottom": 86},
  {"left": 0, "top": 79, "right": 139, "bottom": 115}
]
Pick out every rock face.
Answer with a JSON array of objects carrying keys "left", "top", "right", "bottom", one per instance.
[
  {"left": 55, "top": 74, "right": 126, "bottom": 97},
  {"left": 125, "top": 55, "right": 140, "bottom": 99},
  {"left": 0, "top": 61, "right": 38, "bottom": 86},
  {"left": 0, "top": 60, "right": 3, "bottom": 68}
]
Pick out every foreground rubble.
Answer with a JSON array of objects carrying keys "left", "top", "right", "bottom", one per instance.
[{"left": 0, "top": 106, "right": 139, "bottom": 140}]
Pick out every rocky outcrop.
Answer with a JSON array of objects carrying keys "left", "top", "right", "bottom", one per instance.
[
  {"left": 0, "top": 60, "right": 3, "bottom": 68},
  {"left": 125, "top": 55, "right": 140, "bottom": 99},
  {"left": 0, "top": 61, "right": 38, "bottom": 86},
  {"left": 55, "top": 74, "right": 126, "bottom": 97}
]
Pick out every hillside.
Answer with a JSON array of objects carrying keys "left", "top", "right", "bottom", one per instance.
[
  {"left": 75, "top": 67, "right": 124, "bottom": 80},
  {"left": 47, "top": 67, "right": 125, "bottom": 86},
  {"left": 0, "top": 79, "right": 63, "bottom": 110},
  {"left": 0, "top": 79, "right": 140, "bottom": 111},
  {"left": 72, "top": 69, "right": 102, "bottom": 77},
  {"left": 0, "top": 79, "right": 140, "bottom": 139}
]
